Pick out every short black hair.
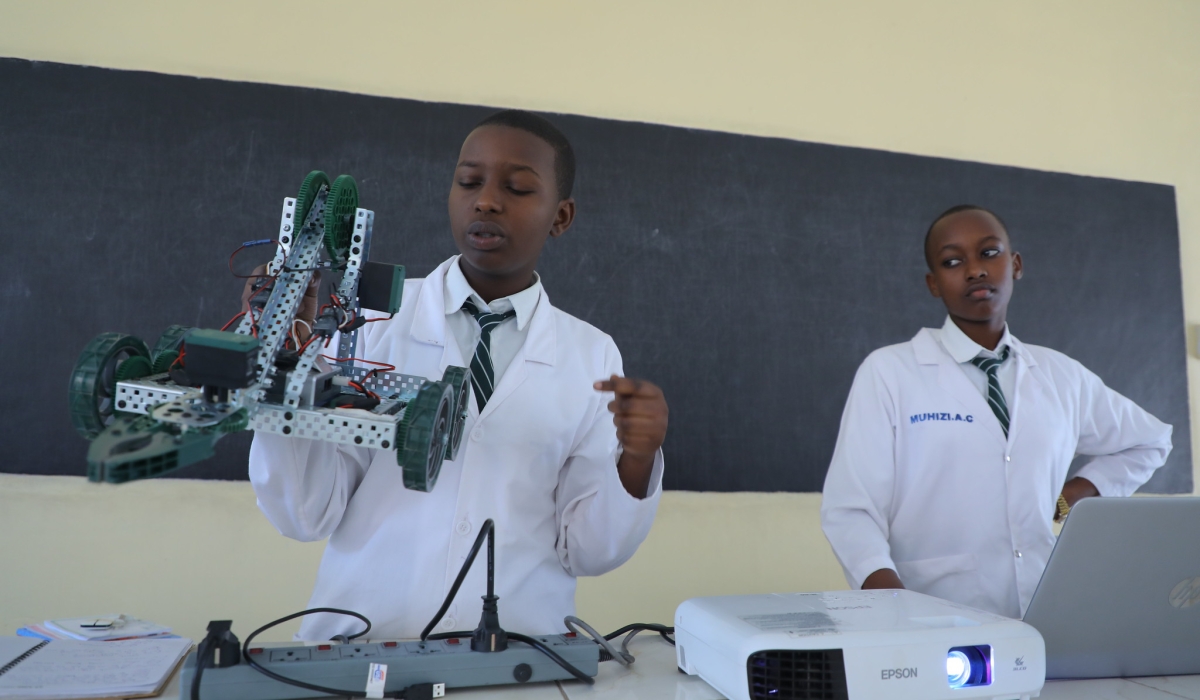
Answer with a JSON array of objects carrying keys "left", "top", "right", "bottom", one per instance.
[
  {"left": 475, "top": 109, "right": 576, "bottom": 200},
  {"left": 923, "top": 204, "right": 1010, "bottom": 268}
]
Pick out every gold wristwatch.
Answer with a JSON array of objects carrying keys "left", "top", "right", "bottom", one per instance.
[{"left": 1054, "top": 494, "right": 1071, "bottom": 523}]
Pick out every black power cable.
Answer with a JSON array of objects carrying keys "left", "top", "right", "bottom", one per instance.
[
  {"left": 418, "top": 519, "right": 594, "bottom": 685},
  {"left": 236, "top": 608, "right": 431, "bottom": 699},
  {"left": 189, "top": 636, "right": 213, "bottom": 700},
  {"left": 418, "top": 519, "right": 495, "bottom": 641},
  {"left": 604, "top": 622, "right": 676, "bottom": 646}
]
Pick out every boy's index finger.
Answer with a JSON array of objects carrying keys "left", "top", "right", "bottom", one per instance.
[
  {"left": 593, "top": 375, "right": 655, "bottom": 397},
  {"left": 593, "top": 375, "right": 633, "bottom": 394}
]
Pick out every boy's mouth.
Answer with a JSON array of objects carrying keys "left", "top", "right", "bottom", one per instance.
[
  {"left": 966, "top": 283, "right": 996, "bottom": 300},
  {"left": 465, "top": 221, "right": 505, "bottom": 251}
]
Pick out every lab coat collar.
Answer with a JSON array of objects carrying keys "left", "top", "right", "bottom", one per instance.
[
  {"left": 912, "top": 322, "right": 1036, "bottom": 368},
  {"left": 409, "top": 257, "right": 557, "bottom": 367}
]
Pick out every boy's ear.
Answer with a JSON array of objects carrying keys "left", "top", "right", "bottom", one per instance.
[
  {"left": 1012, "top": 251, "right": 1023, "bottom": 280},
  {"left": 550, "top": 198, "right": 576, "bottom": 238},
  {"left": 925, "top": 271, "right": 943, "bottom": 298}
]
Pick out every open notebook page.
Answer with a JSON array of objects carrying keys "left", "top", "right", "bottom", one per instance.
[{"left": 0, "top": 637, "right": 192, "bottom": 699}]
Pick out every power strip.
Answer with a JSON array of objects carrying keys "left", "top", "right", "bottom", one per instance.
[{"left": 180, "top": 634, "right": 600, "bottom": 699}]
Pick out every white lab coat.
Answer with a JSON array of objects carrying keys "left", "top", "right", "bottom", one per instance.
[
  {"left": 249, "top": 258, "right": 664, "bottom": 640},
  {"left": 820, "top": 327, "right": 1171, "bottom": 618}
]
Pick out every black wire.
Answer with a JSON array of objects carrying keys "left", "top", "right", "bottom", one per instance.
[
  {"left": 239, "top": 608, "right": 404, "bottom": 699},
  {"left": 603, "top": 623, "right": 676, "bottom": 646},
  {"left": 416, "top": 520, "right": 595, "bottom": 685},
  {"left": 508, "top": 633, "right": 596, "bottom": 685},
  {"left": 419, "top": 519, "right": 494, "bottom": 641},
  {"left": 189, "top": 636, "right": 212, "bottom": 700}
]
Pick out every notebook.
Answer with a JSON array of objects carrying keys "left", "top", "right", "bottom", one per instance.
[
  {"left": 0, "top": 636, "right": 192, "bottom": 699},
  {"left": 42, "top": 615, "right": 172, "bottom": 642}
]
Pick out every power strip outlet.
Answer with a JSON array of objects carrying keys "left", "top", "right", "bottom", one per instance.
[{"left": 180, "top": 634, "right": 600, "bottom": 700}]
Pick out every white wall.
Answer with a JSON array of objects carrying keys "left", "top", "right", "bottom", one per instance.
[{"left": 1, "top": 0, "right": 1196, "bottom": 641}]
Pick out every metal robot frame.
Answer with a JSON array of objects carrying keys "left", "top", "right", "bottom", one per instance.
[{"left": 68, "top": 171, "right": 470, "bottom": 492}]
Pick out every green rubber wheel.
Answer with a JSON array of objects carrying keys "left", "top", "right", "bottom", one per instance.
[
  {"left": 68, "top": 333, "right": 151, "bottom": 439},
  {"left": 150, "top": 325, "right": 191, "bottom": 374},
  {"left": 324, "top": 174, "right": 359, "bottom": 261},
  {"left": 295, "top": 170, "right": 330, "bottom": 233},
  {"left": 151, "top": 325, "right": 191, "bottom": 359},
  {"left": 440, "top": 366, "right": 471, "bottom": 461},
  {"left": 397, "top": 380, "right": 454, "bottom": 492}
]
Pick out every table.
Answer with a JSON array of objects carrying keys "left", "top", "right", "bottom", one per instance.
[
  {"left": 157, "top": 634, "right": 1200, "bottom": 699},
  {"left": 558, "top": 635, "right": 1200, "bottom": 700}
]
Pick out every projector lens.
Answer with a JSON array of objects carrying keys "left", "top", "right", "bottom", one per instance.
[
  {"left": 946, "top": 645, "right": 992, "bottom": 689},
  {"left": 946, "top": 651, "right": 970, "bottom": 688}
]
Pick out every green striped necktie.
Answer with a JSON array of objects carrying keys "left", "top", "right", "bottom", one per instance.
[
  {"left": 969, "top": 346, "right": 1011, "bottom": 437},
  {"left": 462, "top": 299, "right": 516, "bottom": 411}
]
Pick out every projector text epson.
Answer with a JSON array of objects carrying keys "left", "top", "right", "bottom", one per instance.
[{"left": 881, "top": 667, "right": 918, "bottom": 680}]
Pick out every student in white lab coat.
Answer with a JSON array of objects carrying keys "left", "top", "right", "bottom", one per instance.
[
  {"left": 247, "top": 111, "right": 669, "bottom": 640},
  {"left": 820, "top": 205, "right": 1171, "bottom": 619}
]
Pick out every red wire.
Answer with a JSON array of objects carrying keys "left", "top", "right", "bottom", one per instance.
[
  {"left": 347, "top": 380, "right": 380, "bottom": 400},
  {"left": 242, "top": 277, "right": 280, "bottom": 338},
  {"left": 319, "top": 356, "right": 396, "bottom": 373},
  {"left": 220, "top": 311, "right": 246, "bottom": 331},
  {"left": 228, "top": 240, "right": 283, "bottom": 279},
  {"left": 321, "top": 355, "right": 393, "bottom": 401},
  {"left": 297, "top": 333, "right": 322, "bottom": 354}
]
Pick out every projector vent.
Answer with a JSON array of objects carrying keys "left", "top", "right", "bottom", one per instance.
[{"left": 747, "top": 648, "right": 849, "bottom": 700}]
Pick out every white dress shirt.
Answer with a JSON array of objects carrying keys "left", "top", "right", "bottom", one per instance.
[
  {"left": 442, "top": 258, "right": 541, "bottom": 395},
  {"left": 933, "top": 315, "right": 1017, "bottom": 406},
  {"left": 821, "top": 325, "right": 1171, "bottom": 618},
  {"left": 249, "top": 257, "right": 664, "bottom": 640}
]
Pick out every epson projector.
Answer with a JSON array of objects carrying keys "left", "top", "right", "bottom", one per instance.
[{"left": 675, "top": 590, "right": 1045, "bottom": 700}]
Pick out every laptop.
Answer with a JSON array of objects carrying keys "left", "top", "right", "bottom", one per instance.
[{"left": 1022, "top": 496, "right": 1200, "bottom": 679}]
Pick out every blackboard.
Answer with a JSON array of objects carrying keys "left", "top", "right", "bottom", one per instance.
[{"left": 0, "top": 58, "right": 1189, "bottom": 492}]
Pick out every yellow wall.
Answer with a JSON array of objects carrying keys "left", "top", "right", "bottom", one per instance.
[{"left": 1, "top": 0, "right": 1198, "bottom": 642}]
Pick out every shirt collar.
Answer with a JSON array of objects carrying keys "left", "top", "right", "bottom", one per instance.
[
  {"left": 443, "top": 255, "right": 542, "bottom": 331},
  {"left": 938, "top": 315, "right": 1015, "bottom": 364}
]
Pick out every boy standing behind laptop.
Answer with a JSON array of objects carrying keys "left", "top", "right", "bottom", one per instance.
[{"left": 821, "top": 205, "right": 1171, "bottom": 618}]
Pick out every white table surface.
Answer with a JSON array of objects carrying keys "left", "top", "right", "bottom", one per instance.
[
  {"left": 557, "top": 635, "right": 1200, "bottom": 700},
  {"left": 157, "top": 634, "right": 1200, "bottom": 699}
]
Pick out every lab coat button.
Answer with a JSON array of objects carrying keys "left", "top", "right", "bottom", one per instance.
[
  {"left": 441, "top": 616, "right": 456, "bottom": 629},
  {"left": 456, "top": 520, "right": 472, "bottom": 535},
  {"left": 1014, "top": 550, "right": 1022, "bottom": 558},
  {"left": 471, "top": 428, "right": 482, "bottom": 441},
  {"left": 1006, "top": 455, "right": 1011, "bottom": 462}
]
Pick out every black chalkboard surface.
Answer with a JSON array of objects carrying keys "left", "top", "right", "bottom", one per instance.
[{"left": 0, "top": 58, "right": 1189, "bottom": 492}]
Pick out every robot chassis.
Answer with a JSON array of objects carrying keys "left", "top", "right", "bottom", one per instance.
[{"left": 68, "top": 172, "right": 471, "bottom": 492}]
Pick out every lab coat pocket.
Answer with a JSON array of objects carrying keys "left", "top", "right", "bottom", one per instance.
[{"left": 895, "top": 552, "right": 981, "bottom": 605}]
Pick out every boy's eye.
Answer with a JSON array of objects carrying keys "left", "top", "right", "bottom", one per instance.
[
  {"left": 981, "top": 248, "right": 1001, "bottom": 258},
  {"left": 456, "top": 180, "right": 481, "bottom": 189},
  {"left": 942, "top": 257, "right": 962, "bottom": 268}
]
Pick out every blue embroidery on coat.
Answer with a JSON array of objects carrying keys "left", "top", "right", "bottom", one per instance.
[{"left": 909, "top": 412, "right": 974, "bottom": 424}]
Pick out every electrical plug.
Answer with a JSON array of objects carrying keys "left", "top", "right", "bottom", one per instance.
[{"left": 470, "top": 595, "right": 508, "bottom": 653}]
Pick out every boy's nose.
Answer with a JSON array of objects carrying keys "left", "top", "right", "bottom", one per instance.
[{"left": 474, "top": 183, "right": 503, "bottom": 213}]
